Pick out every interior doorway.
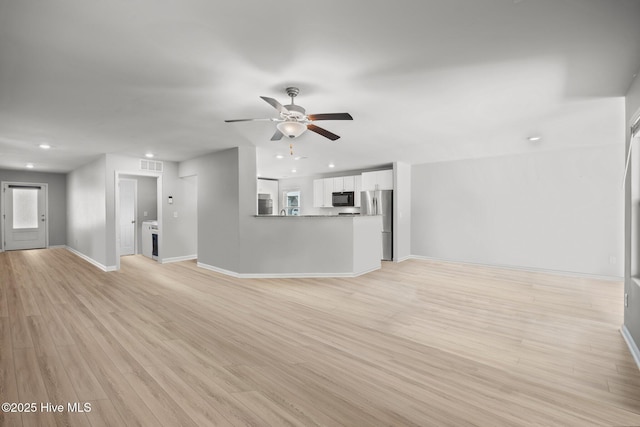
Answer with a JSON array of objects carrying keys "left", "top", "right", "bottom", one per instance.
[
  {"left": 115, "top": 172, "right": 161, "bottom": 270},
  {"left": 1, "top": 182, "right": 48, "bottom": 250}
]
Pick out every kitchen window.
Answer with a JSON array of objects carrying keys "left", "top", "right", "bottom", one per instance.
[{"left": 283, "top": 190, "right": 300, "bottom": 216}]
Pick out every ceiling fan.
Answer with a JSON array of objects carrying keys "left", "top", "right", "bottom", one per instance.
[{"left": 225, "top": 87, "right": 353, "bottom": 141}]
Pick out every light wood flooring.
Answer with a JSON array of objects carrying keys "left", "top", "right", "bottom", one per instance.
[{"left": 1, "top": 248, "right": 640, "bottom": 426}]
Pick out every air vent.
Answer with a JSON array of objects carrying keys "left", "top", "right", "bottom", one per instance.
[{"left": 140, "top": 159, "right": 163, "bottom": 172}]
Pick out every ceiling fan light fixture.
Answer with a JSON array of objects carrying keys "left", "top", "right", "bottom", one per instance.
[{"left": 276, "top": 121, "right": 307, "bottom": 139}]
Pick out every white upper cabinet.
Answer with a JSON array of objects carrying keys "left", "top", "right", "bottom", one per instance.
[
  {"left": 343, "top": 176, "right": 355, "bottom": 191},
  {"left": 361, "top": 170, "right": 393, "bottom": 191},
  {"left": 333, "top": 176, "right": 355, "bottom": 192},
  {"left": 313, "top": 179, "right": 325, "bottom": 207},
  {"left": 313, "top": 178, "right": 336, "bottom": 207},
  {"left": 323, "top": 178, "right": 333, "bottom": 207},
  {"left": 314, "top": 174, "right": 361, "bottom": 208},
  {"left": 333, "top": 177, "right": 344, "bottom": 192}
]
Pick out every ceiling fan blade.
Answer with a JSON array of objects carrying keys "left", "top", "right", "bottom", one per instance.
[
  {"left": 224, "top": 118, "right": 274, "bottom": 123},
  {"left": 307, "top": 124, "right": 340, "bottom": 141},
  {"left": 260, "top": 96, "right": 290, "bottom": 114},
  {"left": 307, "top": 113, "right": 353, "bottom": 121},
  {"left": 271, "top": 129, "right": 284, "bottom": 141}
]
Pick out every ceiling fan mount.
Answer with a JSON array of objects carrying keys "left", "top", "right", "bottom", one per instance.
[
  {"left": 284, "top": 86, "right": 300, "bottom": 99},
  {"left": 225, "top": 87, "right": 353, "bottom": 141}
]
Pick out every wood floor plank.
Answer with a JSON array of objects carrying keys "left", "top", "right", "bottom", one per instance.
[
  {"left": 13, "top": 347, "right": 56, "bottom": 427},
  {"left": 25, "top": 315, "right": 92, "bottom": 427},
  {"left": 0, "top": 256, "right": 9, "bottom": 319},
  {"left": 0, "top": 317, "right": 21, "bottom": 427},
  {"left": 28, "top": 285, "right": 75, "bottom": 346},
  {"left": 2, "top": 248, "right": 640, "bottom": 426},
  {"left": 144, "top": 365, "right": 233, "bottom": 426},
  {"left": 59, "top": 321, "right": 163, "bottom": 427},
  {"left": 82, "top": 399, "right": 126, "bottom": 427},
  {"left": 55, "top": 345, "right": 108, "bottom": 401},
  {"left": 232, "top": 390, "right": 313, "bottom": 427},
  {"left": 5, "top": 272, "right": 34, "bottom": 350},
  {"left": 122, "top": 368, "right": 200, "bottom": 427}
]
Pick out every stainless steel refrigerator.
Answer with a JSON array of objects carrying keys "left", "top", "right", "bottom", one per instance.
[
  {"left": 257, "top": 193, "right": 273, "bottom": 215},
  {"left": 361, "top": 190, "right": 393, "bottom": 260}
]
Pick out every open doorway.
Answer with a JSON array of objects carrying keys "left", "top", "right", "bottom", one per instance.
[
  {"left": 115, "top": 172, "right": 161, "bottom": 270},
  {"left": 1, "top": 182, "right": 48, "bottom": 250}
]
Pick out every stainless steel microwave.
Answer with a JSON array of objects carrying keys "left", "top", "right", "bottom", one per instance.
[{"left": 332, "top": 191, "right": 355, "bottom": 207}]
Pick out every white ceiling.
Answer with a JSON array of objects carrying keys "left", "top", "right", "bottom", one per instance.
[{"left": 1, "top": 0, "right": 639, "bottom": 178}]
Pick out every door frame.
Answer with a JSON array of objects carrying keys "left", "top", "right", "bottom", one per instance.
[
  {"left": 1, "top": 181, "right": 49, "bottom": 252},
  {"left": 118, "top": 178, "right": 138, "bottom": 256},
  {"left": 114, "top": 171, "right": 162, "bottom": 271}
]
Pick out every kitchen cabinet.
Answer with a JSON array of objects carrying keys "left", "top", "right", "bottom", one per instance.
[
  {"left": 361, "top": 170, "right": 393, "bottom": 191},
  {"left": 313, "top": 178, "right": 335, "bottom": 207},
  {"left": 333, "top": 176, "right": 355, "bottom": 192},
  {"left": 313, "top": 179, "right": 324, "bottom": 207},
  {"left": 323, "top": 178, "right": 333, "bottom": 207},
  {"left": 314, "top": 175, "right": 362, "bottom": 208}
]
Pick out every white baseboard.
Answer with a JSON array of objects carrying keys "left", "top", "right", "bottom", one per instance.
[
  {"left": 197, "top": 262, "right": 380, "bottom": 279},
  {"left": 160, "top": 254, "right": 197, "bottom": 264},
  {"left": 197, "top": 263, "right": 241, "bottom": 277},
  {"left": 395, "top": 255, "right": 412, "bottom": 263},
  {"left": 0, "top": 245, "right": 67, "bottom": 253},
  {"left": 65, "top": 246, "right": 116, "bottom": 272},
  {"left": 621, "top": 324, "right": 640, "bottom": 370},
  {"left": 408, "top": 255, "right": 622, "bottom": 282}
]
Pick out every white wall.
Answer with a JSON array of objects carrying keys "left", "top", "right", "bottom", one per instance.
[
  {"left": 180, "top": 148, "right": 242, "bottom": 272},
  {"left": 66, "top": 156, "right": 107, "bottom": 267},
  {"left": 160, "top": 161, "right": 197, "bottom": 261},
  {"left": 394, "top": 162, "right": 411, "bottom": 261},
  {"left": 411, "top": 142, "right": 624, "bottom": 277},
  {"left": 178, "top": 175, "right": 198, "bottom": 259}
]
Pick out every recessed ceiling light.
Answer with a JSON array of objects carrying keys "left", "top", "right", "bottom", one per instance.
[
  {"left": 275, "top": 154, "right": 284, "bottom": 159},
  {"left": 527, "top": 136, "right": 542, "bottom": 142},
  {"left": 328, "top": 163, "right": 335, "bottom": 168},
  {"left": 26, "top": 163, "right": 34, "bottom": 169},
  {"left": 145, "top": 153, "right": 154, "bottom": 158},
  {"left": 291, "top": 169, "right": 297, "bottom": 173},
  {"left": 39, "top": 143, "right": 51, "bottom": 149}
]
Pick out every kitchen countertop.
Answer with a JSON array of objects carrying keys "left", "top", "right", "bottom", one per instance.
[{"left": 254, "top": 214, "right": 370, "bottom": 218}]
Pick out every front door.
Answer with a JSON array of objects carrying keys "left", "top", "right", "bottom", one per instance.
[
  {"left": 2, "top": 183, "right": 47, "bottom": 250},
  {"left": 119, "top": 179, "right": 136, "bottom": 256}
]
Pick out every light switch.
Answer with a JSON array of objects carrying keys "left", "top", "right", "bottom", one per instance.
[
  {"left": 143, "top": 211, "right": 148, "bottom": 217},
  {"left": 173, "top": 211, "right": 178, "bottom": 218}
]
